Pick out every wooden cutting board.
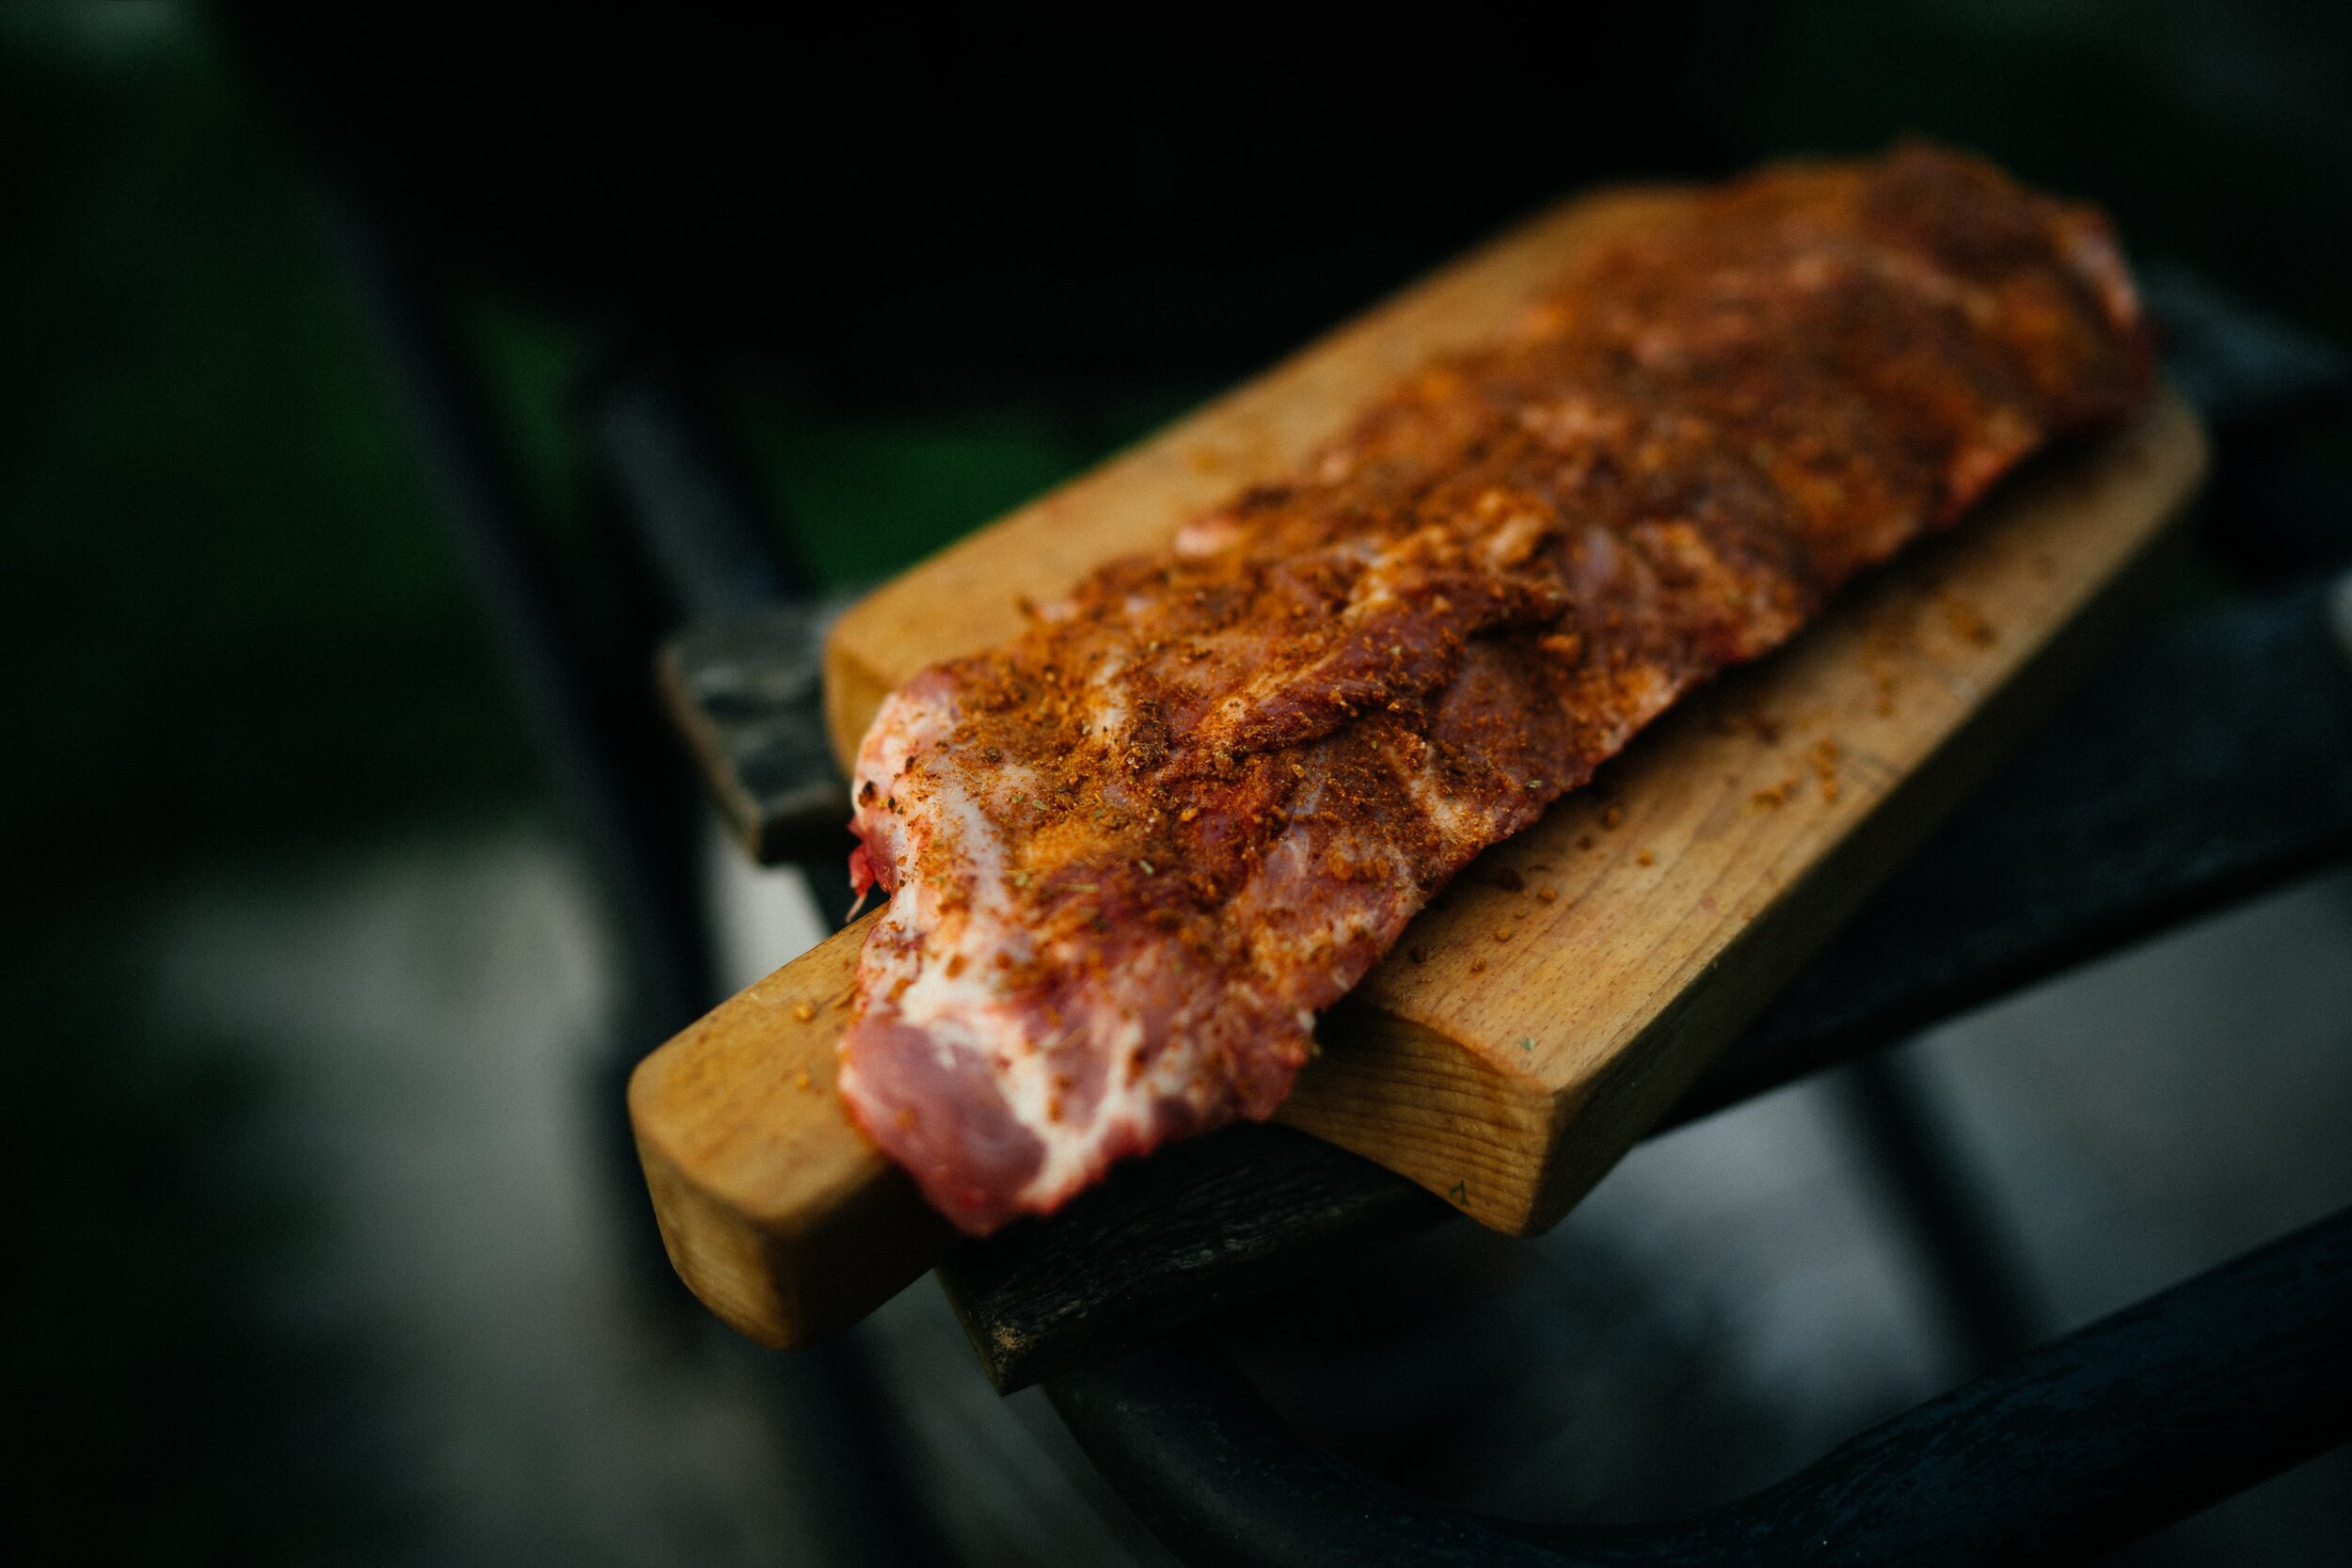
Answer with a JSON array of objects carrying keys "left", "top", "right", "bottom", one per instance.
[{"left": 630, "top": 183, "right": 2208, "bottom": 1351}]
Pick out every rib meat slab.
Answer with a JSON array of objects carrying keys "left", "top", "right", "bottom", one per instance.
[{"left": 837, "top": 146, "right": 2155, "bottom": 1234}]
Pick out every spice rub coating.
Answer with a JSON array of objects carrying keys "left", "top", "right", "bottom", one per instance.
[{"left": 837, "top": 145, "right": 2155, "bottom": 1235}]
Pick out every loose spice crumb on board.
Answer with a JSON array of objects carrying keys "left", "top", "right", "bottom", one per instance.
[
  {"left": 1811, "top": 738, "right": 1844, "bottom": 804},
  {"left": 630, "top": 385, "right": 2201, "bottom": 1344},
  {"left": 630, "top": 163, "right": 2205, "bottom": 1345},
  {"left": 1274, "top": 392, "right": 2199, "bottom": 1238},
  {"left": 1942, "top": 593, "right": 1999, "bottom": 647}
]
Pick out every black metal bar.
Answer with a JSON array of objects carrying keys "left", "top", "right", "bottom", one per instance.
[
  {"left": 566, "top": 343, "right": 952, "bottom": 1559},
  {"left": 655, "top": 603, "right": 856, "bottom": 871},
  {"left": 575, "top": 347, "right": 859, "bottom": 897},
  {"left": 1049, "top": 1205, "right": 2352, "bottom": 1568},
  {"left": 1674, "top": 574, "right": 2352, "bottom": 1126},
  {"left": 941, "top": 1121, "right": 1447, "bottom": 1390},
  {"left": 1836, "top": 1053, "right": 2045, "bottom": 1372},
  {"left": 316, "top": 187, "right": 715, "bottom": 1053},
  {"left": 575, "top": 343, "right": 811, "bottom": 617},
  {"left": 323, "top": 193, "right": 947, "bottom": 1568}
]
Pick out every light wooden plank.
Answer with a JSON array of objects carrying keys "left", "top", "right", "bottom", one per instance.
[
  {"left": 1279, "top": 389, "right": 2202, "bottom": 1230},
  {"left": 629, "top": 918, "right": 951, "bottom": 1347},
  {"left": 633, "top": 180, "right": 2207, "bottom": 1347}
]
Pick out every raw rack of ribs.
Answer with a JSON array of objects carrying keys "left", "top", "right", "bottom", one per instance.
[{"left": 837, "top": 144, "right": 2155, "bottom": 1235}]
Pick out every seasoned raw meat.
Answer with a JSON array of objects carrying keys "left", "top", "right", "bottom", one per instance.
[{"left": 836, "top": 146, "right": 2155, "bottom": 1234}]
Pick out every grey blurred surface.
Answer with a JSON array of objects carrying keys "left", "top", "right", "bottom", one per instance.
[{"left": 139, "top": 820, "right": 2352, "bottom": 1565}]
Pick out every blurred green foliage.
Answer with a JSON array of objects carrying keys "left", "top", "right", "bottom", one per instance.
[
  {"left": 0, "top": 10, "right": 1148, "bottom": 932},
  {"left": 743, "top": 405, "right": 1172, "bottom": 589},
  {"left": 0, "top": 8, "right": 527, "bottom": 915}
]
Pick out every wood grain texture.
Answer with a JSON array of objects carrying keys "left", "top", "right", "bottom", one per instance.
[
  {"left": 633, "top": 182, "right": 2206, "bottom": 1348},
  {"left": 628, "top": 918, "right": 955, "bottom": 1346},
  {"left": 1278, "top": 388, "right": 2203, "bottom": 1231}
]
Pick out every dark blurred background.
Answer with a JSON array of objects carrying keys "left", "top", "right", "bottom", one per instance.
[{"left": 5, "top": 2, "right": 2351, "bottom": 1564}]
